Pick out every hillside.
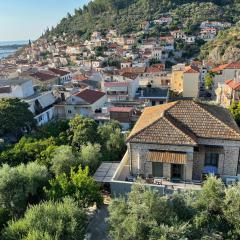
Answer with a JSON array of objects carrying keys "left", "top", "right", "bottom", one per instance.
[
  {"left": 45, "top": 0, "right": 240, "bottom": 42},
  {"left": 199, "top": 25, "right": 240, "bottom": 63}
]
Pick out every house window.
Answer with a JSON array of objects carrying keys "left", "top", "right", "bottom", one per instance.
[
  {"left": 68, "top": 110, "right": 72, "bottom": 114},
  {"left": 205, "top": 153, "right": 219, "bottom": 167}
]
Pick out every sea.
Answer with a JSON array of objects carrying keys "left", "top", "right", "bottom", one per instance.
[{"left": 0, "top": 40, "right": 28, "bottom": 59}]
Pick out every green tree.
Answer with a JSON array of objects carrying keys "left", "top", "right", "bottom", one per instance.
[
  {"left": 0, "top": 162, "right": 49, "bottom": 217},
  {"left": 0, "top": 98, "right": 36, "bottom": 138},
  {"left": 98, "top": 121, "right": 126, "bottom": 161},
  {"left": 69, "top": 115, "right": 98, "bottom": 149},
  {"left": 223, "top": 183, "right": 240, "bottom": 238},
  {"left": 108, "top": 176, "right": 240, "bottom": 240},
  {"left": 45, "top": 166, "right": 103, "bottom": 208},
  {"left": 193, "top": 176, "right": 226, "bottom": 236},
  {"left": 0, "top": 137, "right": 57, "bottom": 166},
  {"left": 205, "top": 73, "right": 214, "bottom": 90},
  {"left": 50, "top": 145, "right": 80, "bottom": 176},
  {"left": 79, "top": 142, "right": 102, "bottom": 173},
  {"left": 229, "top": 101, "right": 240, "bottom": 126},
  {"left": 2, "top": 198, "right": 86, "bottom": 240}
]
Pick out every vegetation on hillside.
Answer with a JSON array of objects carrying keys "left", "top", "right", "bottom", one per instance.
[
  {"left": 199, "top": 25, "right": 240, "bottom": 63},
  {"left": 46, "top": 0, "right": 240, "bottom": 41}
]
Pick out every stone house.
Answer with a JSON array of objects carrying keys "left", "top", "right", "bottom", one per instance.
[{"left": 124, "top": 100, "right": 240, "bottom": 181}]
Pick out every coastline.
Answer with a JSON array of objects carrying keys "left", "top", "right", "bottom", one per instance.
[{"left": 0, "top": 40, "right": 28, "bottom": 60}]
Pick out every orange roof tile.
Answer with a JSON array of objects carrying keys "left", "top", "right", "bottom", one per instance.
[
  {"left": 225, "top": 79, "right": 240, "bottom": 90},
  {"left": 127, "top": 100, "right": 240, "bottom": 145},
  {"left": 212, "top": 62, "right": 240, "bottom": 73},
  {"left": 184, "top": 65, "right": 199, "bottom": 74}
]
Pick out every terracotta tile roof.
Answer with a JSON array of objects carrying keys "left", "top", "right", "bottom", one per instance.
[
  {"left": 127, "top": 100, "right": 240, "bottom": 145},
  {"left": 49, "top": 68, "right": 70, "bottom": 76},
  {"left": 73, "top": 74, "right": 88, "bottom": 81},
  {"left": 212, "top": 62, "right": 240, "bottom": 73},
  {"left": 110, "top": 107, "right": 133, "bottom": 113},
  {"left": 184, "top": 65, "right": 199, "bottom": 74},
  {"left": 145, "top": 67, "right": 160, "bottom": 73},
  {"left": 120, "top": 67, "right": 146, "bottom": 75},
  {"left": 152, "top": 64, "right": 165, "bottom": 70},
  {"left": 30, "top": 72, "right": 57, "bottom": 82},
  {"left": 74, "top": 89, "right": 105, "bottom": 104},
  {"left": 225, "top": 79, "right": 240, "bottom": 90}
]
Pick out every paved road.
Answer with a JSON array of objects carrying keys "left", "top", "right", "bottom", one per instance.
[{"left": 85, "top": 204, "right": 111, "bottom": 240}]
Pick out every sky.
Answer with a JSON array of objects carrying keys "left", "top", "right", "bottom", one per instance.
[{"left": 0, "top": 0, "right": 90, "bottom": 41}]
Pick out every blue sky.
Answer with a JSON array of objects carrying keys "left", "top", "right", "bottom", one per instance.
[{"left": 0, "top": 0, "right": 90, "bottom": 41}]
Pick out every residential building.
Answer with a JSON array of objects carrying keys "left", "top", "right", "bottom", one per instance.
[
  {"left": 0, "top": 78, "right": 34, "bottom": 99},
  {"left": 48, "top": 68, "right": 72, "bottom": 83},
  {"left": 171, "top": 64, "right": 200, "bottom": 98},
  {"left": 25, "top": 91, "right": 56, "bottom": 126},
  {"left": 109, "top": 107, "right": 134, "bottom": 130},
  {"left": 211, "top": 63, "right": 240, "bottom": 88},
  {"left": 55, "top": 89, "right": 107, "bottom": 119},
  {"left": 102, "top": 75, "right": 139, "bottom": 102},
  {"left": 115, "top": 100, "right": 240, "bottom": 184},
  {"left": 137, "top": 87, "right": 169, "bottom": 106}
]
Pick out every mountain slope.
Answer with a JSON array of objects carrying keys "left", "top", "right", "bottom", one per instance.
[
  {"left": 46, "top": 0, "right": 240, "bottom": 41},
  {"left": 199, "top": 25, "right": 240, "bottom": 63}
]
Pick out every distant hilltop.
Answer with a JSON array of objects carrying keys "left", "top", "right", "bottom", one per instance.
[{"left": 44, "top": 0, "right": 239, "bottom": 41}]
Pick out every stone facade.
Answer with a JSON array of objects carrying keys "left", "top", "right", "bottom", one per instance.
[{"left": 128, "top": 138, "right": 240, "bottom": 181}]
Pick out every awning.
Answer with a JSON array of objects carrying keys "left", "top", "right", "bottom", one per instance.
[{"left": 148, "top": 151, "right": 187, "bottom": 164}]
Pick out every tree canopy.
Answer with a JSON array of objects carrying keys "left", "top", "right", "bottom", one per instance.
[
  {"left": 0, "top": 98, "right": 36, "bottom": 138},
  {"left": 108, "top": 176, "right": 240, "bottom": 240},
  {"left": 2, "top": 198, "right": 86, "bottom": 240}
]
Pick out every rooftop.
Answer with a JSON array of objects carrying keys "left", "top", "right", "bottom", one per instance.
[
  {"left": 225, "top": 79, "right": 240, "bottom": 90},
  {"left": 138, "top": 87, "right": 169, "bottom": 99},
  {"left": 127, "top": 100, "right": 240, "bottom": 145},
  {"left": 211, "top": 62, "right": 240, "bottom": 73},
  {"left": 74, "top": 89, "right": 105, "bottom": 104}
]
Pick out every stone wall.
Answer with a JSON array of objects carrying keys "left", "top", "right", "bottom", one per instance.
[
  {"left": 129, "top": 139, "right": 240, "bottom": 181},
  {"left": 128, "top": 142, "right": 193, "bottom": 178}
]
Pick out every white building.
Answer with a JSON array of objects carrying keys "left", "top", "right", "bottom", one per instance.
[
  {"left": 0, "top": 78, "right": 34, "bottom": 99},
  {"left": 25, "top": 91, "right": 56, "bottom": 126}
]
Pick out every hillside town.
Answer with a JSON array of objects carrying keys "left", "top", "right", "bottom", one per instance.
[
  {"left": 1, "top": 4, "right": 240, "bottom": 239},
  {"left": 0, "top": 19, "right": 235, "bottom": 128}
]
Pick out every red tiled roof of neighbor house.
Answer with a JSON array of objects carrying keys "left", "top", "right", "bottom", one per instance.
[
  {"left": 145, "top": 67, "right": 161, "bottom": 73},
  {"left": 104, "top": 82, "right": 129, "bottom": 87},
  {"left": 152, "top": 63, "right": 165, "bottom": 70},
  {"left": 73, "top": 74, "right": 88, "bottom": 81},
  {"left": 120, "top": 67, "right": 146, "bottom": 75},
  {"left": 211, "top": 62, "right": 240, "bottom": 73},
  {"left": 225, "top": 79, "right": 240, "bottom": 90},
  {"left": 110, "top": 107, "right": 133, "bottom": 113},
  {"left": 127, "top": 100, "right": 240, "bottom": 145},
  {"left": 30, "top": 71, "right": 57, "bottom": 82},
  {"left": 74, "top": 89, "right": 105, "bottom": 104},
  {"left": 184, "top": 65, "right": 199, "bottom": 74},
  {"left": 49, "top": 68, "right": 70, "bottom": 76},
  {"left": 109, "top": 43, "right": 118, "bottom": 49}
]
